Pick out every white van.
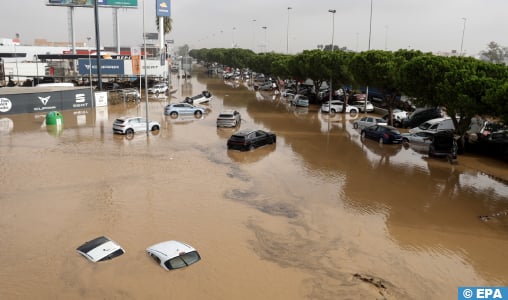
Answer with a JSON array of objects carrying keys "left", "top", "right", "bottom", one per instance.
[{"left": 409, "top": 117, "right": 454, "bottom": 134}]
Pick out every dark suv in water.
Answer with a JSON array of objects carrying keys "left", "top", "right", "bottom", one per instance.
[
  {"left": 227, "top": 129, "right": 276, "bottom": 151},
  {"left": 402, "top": 107, "right": 443, "bottom": 129}
]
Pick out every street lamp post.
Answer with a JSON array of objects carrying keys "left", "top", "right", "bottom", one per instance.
[
  {"left": 365, "top": 0, "right": 373, "bottom": 114},
  {"left": 252, "top": 19, "right": 257, "bottom": 52},
  {"left": 287, "top": 7, "right": 292, "bottom": 54},
  {"left": 232, "top": 27, "right": 236, "bottom": 48},
  {"left": 460, "top": 17, "right": 467, "bottom": 56},
  {"left": 262, "top": 26, "right": 268, "bottom": 52},
  {"left": 87, "top": 36, "right": 93, "bottom": 105},
  {"left": 328, "top": 9, "right": 336, "bottom": 111},
  {"left": 143, "top": 0, "right": 149, "bottom": 135}
]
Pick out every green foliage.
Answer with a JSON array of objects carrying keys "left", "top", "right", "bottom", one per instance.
[
  {"left": 481, "top": 41, "right": 508, "bottom": 64},
  {"left": 189, "top": 47, "right": 508, "bottom": 125},
  {"left": 156, "top": 17, "right": 172, "bottom": 35}
]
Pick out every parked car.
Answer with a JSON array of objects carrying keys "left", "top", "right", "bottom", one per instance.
[
  {"left": 113, "top": 116, "right": 160, "bottom": 135},
  {"left": 217, "top": 110, "right": 241, "bottom": 127},
  {"left": 321, "top": 100, "right": 359, "bottom": 114},
  {"left": 428, "top": 130, "right": 458, "bottom": 161},
  {"left": 147, "top": 83, "right": 168, "bottom": 94},
  {"left": 353, "top": 116, "right": 387, "bottom": 129},
  {"left": 290, "top": 94, "right": 310, "bottom": 107},
  {"left": 257, "top": 81, "right": 274, "bottom": 91},
  {"left": 401, "top": 131, "right": 435, "bottom": 144},
  {"left": 383, "top": 109, "right": 409, "bottom": 127},
  {"left": 360, "top": 125, "right": 403, "bottom": 144},
  {"left": 227, "top": 129, "right": 276, "bottom": 151},
  {"left": 117, "top": 88, "right": 141, "bottom": 102},
  {"left": 76, "top": 236, "right": 125, "bottom": 263},
  {"left": 164, "top": 103, "right": 206, "bottom": 118},
  {"left": 401, "top": 107, "right": 443, "bottom": 128},
  {"left": 352, "top": 100, "right": 374, "bottom": 113},
  {"left": 409, "top": 117, "right": 454, "bottom": 134},
  {"left": 146, "top": 240, "right": 201, "bottom": 271}
]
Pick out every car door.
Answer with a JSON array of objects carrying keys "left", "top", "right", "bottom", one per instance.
[
  {"left": 365, "top": 125, "right": 378, "bottom": 139},
  {"left": 135, "top": 118, "right": 148, "bottom": 132},
  {"left": 184, "top": 103, "right": 195, "bottom": 114},
  {"left": 255, "top": 131, "right": 267, "bottom": 147}
]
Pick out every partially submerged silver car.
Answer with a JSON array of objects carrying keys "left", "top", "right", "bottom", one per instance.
[
  {"left": 76, "top": 236, "right": 125, "bottom": 263},
  {"left": 146, "top": 240, "right": 201, "bottom": 270},
  {"left": 216, "top": 110, "right": 241, "bottom": 127}
]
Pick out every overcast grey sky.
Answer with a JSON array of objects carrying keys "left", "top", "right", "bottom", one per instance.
[{"left": 1, "top": 0, "right": 507, "bottom": 56}]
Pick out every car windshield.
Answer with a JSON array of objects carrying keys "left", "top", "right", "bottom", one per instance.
[
  {"left": 419, "top": 122, "right": 433, "bottom": 130},
  {"left": 164, "top": 251, "right": 201, "bottom": 269},
  {"left": 219, "top": 114, "right": 233, "bottom": 118}
]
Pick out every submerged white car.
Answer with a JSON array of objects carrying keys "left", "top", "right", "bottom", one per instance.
[
  {"left": 321, "top": 100, "right": 359, "bottom": 114},
  {"left": 76, "top": 236, "right": 125, "bottom": 263},
  {"left": 113, "top": 116, "right": 161, "bottom": 135},
  {"left": 146, "top": 240, "right": 201, "bottom": 271}
]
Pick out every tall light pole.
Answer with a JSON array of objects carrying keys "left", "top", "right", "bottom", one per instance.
[
  {"left": 460, "top": 17, "right": 467, "bottom": 56},
  {"left": 143, "top": 0, "right": 149, "bottom": 135},
  {"left": 87, "top": 36, "right": 93, "bottom": 105},
  {"left": 262, "top": 26, "right": 268, "bottom": 52},
  {"left": 232, "top": 27, "right": 236, "bottom": 48},
  {"left": 328, "top": 9, "right": 336, "bottom": 51},
  {"left": 287, "top": 7, "right": 292, "bottom": 54},
  {"left": 252, "top": 19, "right": 256, "bottom": 52},
  {"left": 365, "top": 0, "right": 373, "bottom": 114},
  {"left": 368, "top": 0, "right": 373, "bottom": 51},
  {"left": 328, "top": 9, "right": 336, "bottom": 111}
]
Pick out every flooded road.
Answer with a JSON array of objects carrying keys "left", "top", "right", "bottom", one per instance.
[{"left": 1, "top": 65, "right": 508, "bottom": 299}]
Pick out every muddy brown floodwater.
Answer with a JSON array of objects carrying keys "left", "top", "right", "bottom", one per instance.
[{"left": 1, "top": 65, "right": 508, "bottom": 300}]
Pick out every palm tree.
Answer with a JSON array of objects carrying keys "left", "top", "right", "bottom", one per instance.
[{"left": 156, "top": 17, "right": 172, "bottom": 36}]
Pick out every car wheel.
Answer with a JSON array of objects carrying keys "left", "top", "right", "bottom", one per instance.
[
  {"left": 402, "top": 138, "right": 409, "bottom": 143},
  {"left": 170, "top": 111, "right": 178, "bottom": 118},
  {"left": 353, "top": 123, "right": 359, "bottom": 129},
  {"left": 125, "top": 128, "right": 134, "bottom": 135},
  {"left": 194, "top": 110, "right": 203, "bottom": 118},
  {"left": 330, "top": 108, "right": 336, "bottom": 113},
  {"left": 379, "top": 137, "right": 385, "bottom": 144},
  {"left": 394, "top": 121, "right": 401, "bottom": 128},
  {"left": 151, "top": 125, "right": 160, "bottom": 131},
  {"left": 350, "top": 109, "right": 358, "bottom": 115}
]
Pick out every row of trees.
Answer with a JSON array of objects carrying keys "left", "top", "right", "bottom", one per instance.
[{"left": 189, "top": 47, "right": 508, "bottom": 136}]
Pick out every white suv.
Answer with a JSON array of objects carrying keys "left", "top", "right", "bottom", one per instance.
[
  {"left": 113, "top": 116, "right": 160, "bottom": 135},
  {"left": 217, "top": 110, "right": 241, "bottom": 127},
  {"left": 147, "top": 83, "right": 168, "bottom": 94},
  {"left": 321, "top": 100, "right": 359, "bottom": 114}
]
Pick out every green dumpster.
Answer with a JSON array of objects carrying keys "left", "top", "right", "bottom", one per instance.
[{"left": 45, "top": 111, "right": 63, "bottom": 126}]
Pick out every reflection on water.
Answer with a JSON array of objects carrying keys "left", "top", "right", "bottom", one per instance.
[{"left": 1, "top": 67, "right": 508, "bottom": 299}]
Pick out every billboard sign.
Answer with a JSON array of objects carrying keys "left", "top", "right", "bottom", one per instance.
[
  {"left": 78, "top": 59, "right": 124, "bottom": 75},
  {"left": 47, "top": 0, "right": 138, "bottom": 8},
  {"left": 156, "top": 0, "right": 170, "bottom": 17}
]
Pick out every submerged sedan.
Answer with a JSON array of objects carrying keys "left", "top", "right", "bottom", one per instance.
[
  {"left": 146, "top": 240, "right": 201, "bottom": 271},
  {"left": 227, "top": 129, "right": 276, "bottom": 151},
  {"left": 360, "top": 125, "right": 403, "bottom": 144}
]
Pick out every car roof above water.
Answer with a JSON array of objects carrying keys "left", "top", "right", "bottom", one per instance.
[{"left": 233, "top": 128, "right": 257, "bottom": 136}]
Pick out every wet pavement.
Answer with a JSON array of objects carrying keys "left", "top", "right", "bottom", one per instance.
[{"left": 1, "top": 65, "right": 508, "bottom": 299}]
